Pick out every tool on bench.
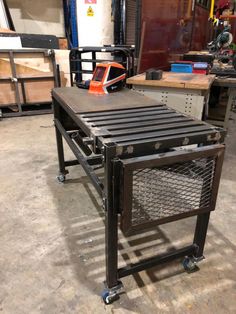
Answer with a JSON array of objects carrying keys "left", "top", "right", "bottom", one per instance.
[
  {"left": 208, "top": 26, "right": 233, "bottom": 52},
  {"left": 145, "top": 68, "right": 163, "bottom": 80}
]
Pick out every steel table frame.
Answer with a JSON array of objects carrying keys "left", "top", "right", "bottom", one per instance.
[{"left": 52, "top": 87, "right": 225, "bottom": 302}]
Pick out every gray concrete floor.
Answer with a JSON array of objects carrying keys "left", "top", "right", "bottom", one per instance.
[{"left": 0, "top": 113, "right": 236, "bottom": 314}]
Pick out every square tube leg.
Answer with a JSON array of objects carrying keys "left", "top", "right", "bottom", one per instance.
[
  {"left": 53, "top": 99, "right": 68, "bottom": 178},
  {"left": 104, "top": 150, "right": 119, "bottom": 289},
  {"left": 193, "top": 212, "right": 210, "bottom": 259},
  {"left": 55, "top": 126, "right": 67, "bottom": 176},
  {"left": 105, "top": 207, "right": 119, "bottom": 288},
  {"left": 192, "top": 155, "right": 213, "bottom": 259}
]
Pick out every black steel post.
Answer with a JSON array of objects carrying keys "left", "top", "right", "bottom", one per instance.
[
  {"left": 104, "top": 145, "right": 119, "bottom": 289},
  {"left": 193, "top": 154, "right": 214, "bottom": 258},
  {"left": 53, "top": 99, "right": 67, "bottom": 177},
  {"left": 92, "top": 51, "right": 96, "bottom": 72},
  {"left": 193, "top": 212, "right": 210, "bottom": 258}
]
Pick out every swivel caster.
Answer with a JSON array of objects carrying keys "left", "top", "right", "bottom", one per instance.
[
  {"left": 57, "top": 174, "right": 66, "bottom": 183},
  {"left": 101, "top": 289, "right": 119, "bottom": 305},
  {"left": 101, "top": 281, "right": 123, "bottom": 305},
  {"left": 182, "top": 256, "right": 199, "bottom": 273}
]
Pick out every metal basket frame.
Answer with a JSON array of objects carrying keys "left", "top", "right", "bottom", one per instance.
[{"left": 118, "top": 145, "right": 225, "bottom": 234}]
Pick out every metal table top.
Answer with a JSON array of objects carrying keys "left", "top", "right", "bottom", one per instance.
[
  {"left": 52, "top": 87, "right": 157, "bottom": 113},
  {"left": 52, "top": 87, "right": 225, "bottom": 156}
]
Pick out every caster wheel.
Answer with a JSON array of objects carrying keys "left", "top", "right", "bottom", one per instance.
[
  {"left": 101, "top": 289, "right": 119, "bottom": 305},
  {"left": 182, "top": 257, "right": 198, "bottom": 272},
  {"left": 57, "top": 174, "right": 66, "bottom": 183}
]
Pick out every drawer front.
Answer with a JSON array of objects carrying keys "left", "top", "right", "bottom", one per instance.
[{"left": 117, "top": 145, "right": 225, "bottom": 235}]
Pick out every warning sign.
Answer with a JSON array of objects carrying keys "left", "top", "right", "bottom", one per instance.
[{"left": 87, "top": 6, "right": 94, "bottom": 16}]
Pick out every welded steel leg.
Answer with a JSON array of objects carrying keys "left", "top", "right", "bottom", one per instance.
[
  {"left": 102, "top": 147, "right": 122, "bottom": 304},
  {"left": 193, "top": 155, "right": 212, "bottom": 259},
  {"left": 105, "top": 207, "right": 119, "bottom": 288},
  {"left": 183, "top": 212, "right": 210, "bottom": 272},
  {"left": 53, "top": 99, "right": 68, "bottom": 179},
  {"left": 104, "top": 151, "right": 119, "bottom": 288},
  {"left": 55, "top": 125, "right": 67, "bottom": 177},
  {"left": 193, "top": 212, "right": 210, "bottom": 258}
]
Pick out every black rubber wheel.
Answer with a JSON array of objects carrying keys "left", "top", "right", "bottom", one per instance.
[
  {"left": 57, "top": 174, "right": 66, "bottom": 183},
  {"left": 101, "top": 290, "right": 119, "bottom": 305},
  {"left": 182, "top": 257, "right": 198, "bottom": 272},
  {"left": 102, "top": 290, "right": 113, "bottom": 304}
]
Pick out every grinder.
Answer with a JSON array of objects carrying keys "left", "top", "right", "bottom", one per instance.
[{"left": 89, "top": 62, "right": 126, "bottom": 95}]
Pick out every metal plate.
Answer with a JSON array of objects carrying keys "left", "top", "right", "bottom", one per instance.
[
  {"left": 52, "top": 88, "right": 226, "bottom": 157},
  {"left": 52, "top": 87, "right": 158, "bottom": 114}
]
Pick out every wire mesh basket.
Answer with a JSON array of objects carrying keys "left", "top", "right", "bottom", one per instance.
[{"left": 119, "top": 145, "right": 224, "bottom": 234}]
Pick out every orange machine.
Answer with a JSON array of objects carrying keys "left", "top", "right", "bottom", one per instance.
[{"left": 89, "top": 62, "right": 126, "bottom": 95}]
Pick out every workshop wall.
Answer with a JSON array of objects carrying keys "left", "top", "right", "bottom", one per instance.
[
  {"left": 7, "top": 0, "right": 65, "bottom": 37},
  {"left": 76, "top": 0, "right": 113, "bottom": 46}
]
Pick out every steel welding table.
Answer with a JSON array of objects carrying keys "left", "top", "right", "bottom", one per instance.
[{"left": 52, "top": 87, "right": 225, "bottom": 304}]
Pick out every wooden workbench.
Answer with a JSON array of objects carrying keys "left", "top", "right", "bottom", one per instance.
[
  {"left": 127, "top": 72, "right": 215, "bottom": 90},
  {"left": 127, "top": 72, "right": 216, "bottom": 120}
]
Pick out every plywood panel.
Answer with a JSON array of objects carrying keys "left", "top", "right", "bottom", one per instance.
[
  {"left": 0, "top": 58, "right": 54, "bottom": 78},
  {"left": 13, "top": 53, "right": 53, "bottom": 73},
  {"left": 0, "top": 52, "right": 53, "bottom": 75},
  {"left": 0, "top": 80, "right": 54, "bottom": 106},
  {"left": 0, "top": 82, "right": 16, "bottom": 105},
  {"left": 0, "top": 59, "right": 11, "bottom": 77},
  {"left": 55, "top": 49, "right": 70, "bottom": 86},
  {"left": 0, "top": 82, "right": 23, "bottom": 106},
  {"left": 24, "top": 80, "right": 54, "bottom": 103}
]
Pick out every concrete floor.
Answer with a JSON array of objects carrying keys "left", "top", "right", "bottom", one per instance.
[{"left": 0, "top": 113, "right": 236, "bottom": 314}]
